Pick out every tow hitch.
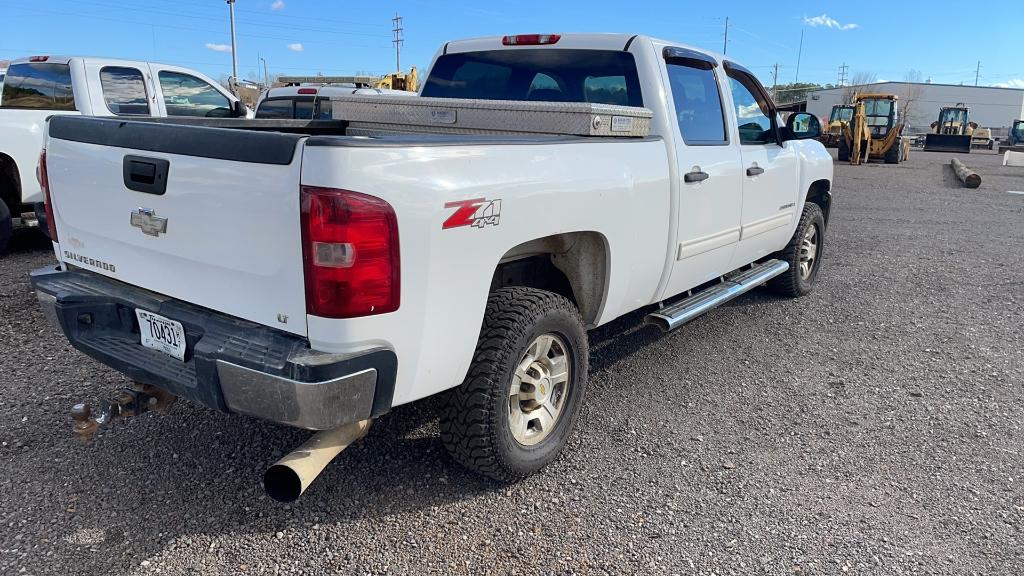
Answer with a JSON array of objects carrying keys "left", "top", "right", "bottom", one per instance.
[{"left": 71, "top": 382, "right": 176, "bottom": 439}]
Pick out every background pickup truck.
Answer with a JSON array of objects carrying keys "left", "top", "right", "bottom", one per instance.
[
  {"left": 33, "top": 33, "right": 832, "bottom": 501},
  {"left": 0, "top": 55, "right": 247, "bottom": 252}
]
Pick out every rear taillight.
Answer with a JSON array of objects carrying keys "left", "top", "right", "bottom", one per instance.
[
  {"left": 502, "top": 34, "right": 561, "bottom": 46},
  {"left": 29, "top": 55, "right": 49, "bottom": 62},
  {"left": 297, "top": 88, "right": 317, "bottom": 95},
  {"left": 37, "top": 150, "right": 58, "bottom": 242},
  {"left": 300, "top": 186, "right": 399, "bottom": 318}
]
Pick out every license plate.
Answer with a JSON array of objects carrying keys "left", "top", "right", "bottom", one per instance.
[{"left": 135, "top": 309, "right": 186, "bottom": 361}]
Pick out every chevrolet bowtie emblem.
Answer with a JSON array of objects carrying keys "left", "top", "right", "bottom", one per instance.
[{"left": 130, "top": 208, "right": 168, "bottom": 237}]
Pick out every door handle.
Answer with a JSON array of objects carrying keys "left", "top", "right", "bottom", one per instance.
[
  {"left": 684, "top": 170, "right": 709, "bottom": 183},
  {"left": 746, "top": 166, "right": 765, "bottom": 177}
]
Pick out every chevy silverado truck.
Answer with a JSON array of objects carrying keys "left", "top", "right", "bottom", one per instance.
[
  {"left": 32, "top": 34, "right": 832, "bottom": 501},
  {"left": 0, "top": 55, "right": 247, "bottom": 252}
]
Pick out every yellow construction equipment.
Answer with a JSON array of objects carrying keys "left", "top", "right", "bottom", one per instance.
[
  {"left": 819, "top": 104, "right": 854, "bottom": 147},
  {"left": 275, "top": 67, "right": 419, "bottom": 93},
  {"left": 924, "top": 104, "right": 975, "bottom": 153},
  {"left": 375, "top": 66, "right": 418, "bottom": 92},
  {"left": 838, "top": 93, "right": 909, "bottom": 165}
]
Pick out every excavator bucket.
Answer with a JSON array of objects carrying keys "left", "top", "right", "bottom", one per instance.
[{"left": 924, "top": 133, "right": 972, "bottom": 153}]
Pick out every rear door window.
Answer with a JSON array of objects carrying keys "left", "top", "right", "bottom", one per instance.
[
  {"left": 665, "top": 61, "right": 728, "bottom": 145},
  {"left": 158, "top": 71, "right": 231, "bottom": 117},
  {"left": 100, "top": 66, "right": 150, "bottom": 115},
  {"left": 1, "top": 62, "right": 76, "bottom": 110},
  {"left": 422, "top": 49, "right": 643, "bottom": 106}
]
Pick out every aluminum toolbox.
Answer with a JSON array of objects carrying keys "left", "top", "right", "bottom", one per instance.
[{"left": 329, "top": 95, "right": 653, "bottom": 138}]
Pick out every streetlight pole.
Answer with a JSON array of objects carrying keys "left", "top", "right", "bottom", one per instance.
[{"left": 227, "top": 0, "right": 238, "bottom": 87}]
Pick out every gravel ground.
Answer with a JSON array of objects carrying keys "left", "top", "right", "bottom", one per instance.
[{"left": 1, "top": 149, "right": 1022, "bottom": 575}]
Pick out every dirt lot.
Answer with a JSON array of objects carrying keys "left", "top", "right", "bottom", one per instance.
[{"left": 1, "top": 149, "right": 1022, "bottom": 575}]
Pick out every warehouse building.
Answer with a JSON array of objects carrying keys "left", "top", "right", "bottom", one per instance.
[{"left": 807, "top": 82, "right": 1024, "bottom": 137}]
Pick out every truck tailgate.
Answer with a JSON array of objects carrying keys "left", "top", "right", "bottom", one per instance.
[{"left": 45, "top": 116, "right": 308, "bottom": 336}]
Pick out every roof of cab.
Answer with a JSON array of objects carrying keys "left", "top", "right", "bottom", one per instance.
[{"left": 442, "top": 33, "right": 724, "bottom": 61}]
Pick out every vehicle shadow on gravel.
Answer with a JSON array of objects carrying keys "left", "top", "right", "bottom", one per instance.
[
  {"left": 43, "top": 284, "right": 789, "bottom": 574},
  {"left": 4, "top": 228, "right": 52, "bottom": 254}
]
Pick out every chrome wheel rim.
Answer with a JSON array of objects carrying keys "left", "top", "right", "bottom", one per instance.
[
  {"left": 508, "top": 334, "right": 571, "bottom": 446},
  {"left": 799, "top": 224, "right": 819, "bottom": 280}
]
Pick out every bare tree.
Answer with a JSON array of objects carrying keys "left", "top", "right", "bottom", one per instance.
[
  {"left": 901, "top": 69, "right": 926, "bottom": 132},
  {"left": 842, "top": 72, "right": 878, "bottom": 103}
]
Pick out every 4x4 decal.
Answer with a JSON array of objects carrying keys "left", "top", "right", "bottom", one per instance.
[{"left": 442, "top": 198, "right": 502, "bottom": 229}]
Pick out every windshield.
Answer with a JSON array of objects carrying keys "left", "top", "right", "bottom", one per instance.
[
  {"left": 1012, "top": 121, "right": 1024, "bottom": 139},
  {"left": 422, "top": 49, "right": 643, "bottom": 106},
  {"left": 0, "top": 62, "right": 76, "bottom": 110},
  {"left": 860, "top": 98, "right": 895, "bottom": 136},
  {"left": 830, "top": 106, "right": 853, "bottom": 122}
]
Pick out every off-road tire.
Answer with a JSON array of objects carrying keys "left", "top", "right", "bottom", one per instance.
[
  {"left": 768, "top": 202, "right": 825, "bottom": 297},
  {"left": 884, "top": 137, "right": 902, "bottom": 164},
  {"left": 440, "top": 287, "right": 588, "bottom": 482},
  {"left": 837, "top": 139, "right": 850, "bottom": 162},
  {"left": 0, "top": 201, "right": 13, "bottom": 254}
]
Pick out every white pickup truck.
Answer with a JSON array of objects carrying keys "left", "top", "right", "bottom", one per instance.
[
  {"left": 0, "top": 55, "right": 247, "bottom": 252},
  {"left": 32, "top": 34, "right": 832, "bottom": 501}
]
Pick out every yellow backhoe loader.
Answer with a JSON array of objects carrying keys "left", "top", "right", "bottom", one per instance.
[
  {"left": 924, "top": 104, "right": 975, "bottom": 153},
  {"left": 819, "top": 104, "right": 854, "bottom": 147},
  {"left": 838, "top": 93, "right": 908, "bottom": 165}
]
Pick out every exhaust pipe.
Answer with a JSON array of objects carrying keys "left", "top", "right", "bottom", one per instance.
[{"left": 263, "top": 419, "right": 371, "bottom": 503}]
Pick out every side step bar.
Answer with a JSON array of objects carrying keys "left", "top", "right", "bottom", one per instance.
[{"left": 644, "top": 259, "right": 789, "bottom": 332}]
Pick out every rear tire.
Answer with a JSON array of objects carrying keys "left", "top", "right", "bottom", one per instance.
[
  {"left": 0, "top": 201, "right": 13, "bottom": 254},
  {"left": 769, "top": 202, "right": 825, "bottom": 298},
  {"left": 440, "top": 287, "right": 588, "bottom": 483},
  {"left": 837, "top": 140, "right": 850, "bottom": 162}
]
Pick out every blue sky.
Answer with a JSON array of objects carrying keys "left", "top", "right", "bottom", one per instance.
[{"left": 2, "top": 0, "right": 1021, "bottom": 90}]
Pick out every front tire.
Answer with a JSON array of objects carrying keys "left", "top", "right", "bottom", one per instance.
[
  {"left": 769, "top": 202, "right": 825, "bottom": 297},
  {"left": 440, "top": 287, "right": 588, "bottom": 482},
  {"left": 884, "top": 138, "right": 902, "bottom": 164}
]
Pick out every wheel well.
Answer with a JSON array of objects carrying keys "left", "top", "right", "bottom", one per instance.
[
  {"left": 0, "top": 154, "right": 22, "bottom": 213},
  {"left": 806, "top": 179, "right": 832, "bottom": 225},
  {"left": 492, "top": 232, "right": 609, "bottom": 327}
]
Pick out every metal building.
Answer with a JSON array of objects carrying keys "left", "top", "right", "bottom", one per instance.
[{"left": 807, "top": 82, "right": 1024, "bottom": 137}]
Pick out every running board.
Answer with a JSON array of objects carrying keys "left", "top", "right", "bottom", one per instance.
[{"left": 644, "top": 259, "right": 789, "bottom": 332}]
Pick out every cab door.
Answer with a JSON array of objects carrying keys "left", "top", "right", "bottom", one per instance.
[
  {"left": 723, "top": 64, "right": 800, "bottom": 269},
  {"left": 661, "top": 48, "right": 744, "bottom": 297}
]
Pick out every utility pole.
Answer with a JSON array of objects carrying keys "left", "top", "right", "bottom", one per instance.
[
  {"left": 837, "top": 63, "right": 849, "bottom": 87},
  {"left": 974, "top": 61, "right": 981, "bottom": 86},
  {"left": 226, "top": 0, "right": 238, "bottom": 89},
  {"left": 794, "top": 29, "right": 804, "bottom": 83},
  {"left": 722, "top": 17, "right": 730, "bottom": 54},
  {"left": 260, "top": 56, "right": 269, "bottom": 88},
  {"left": 771, "top": 63, "right": 779, "bottom": 100},
  {"left": 392, "top": 13, "right": 404, "bottom": 73}
]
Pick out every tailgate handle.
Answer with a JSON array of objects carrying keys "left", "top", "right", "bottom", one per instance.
[{"left": 123, "top": 155, "right": 169, "bottom": 195}]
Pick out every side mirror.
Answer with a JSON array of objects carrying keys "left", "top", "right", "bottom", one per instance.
[
  {"left": 231, "top": 100, "right": 247, "bottom": 118},
  {"left": 786, "top": 112, "right": 821, "bottom": 140}
]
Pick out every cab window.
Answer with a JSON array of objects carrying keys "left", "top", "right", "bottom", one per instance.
[
  {"left": 665, "top": 61, "right": 727, "bottom": 145},
  {"left": 158, "top": 71, "right": 231, "bottom": 117},
  {"left": 1, "top": 62, "right": 76, "bottom": 110},
  {"left": 727, "top": 71, "right": 776, "bottom": 144},
  {"left": 100, "top": 66, "right": 150, "bottom": 116}
]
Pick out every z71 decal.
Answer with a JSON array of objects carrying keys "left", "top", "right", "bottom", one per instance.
[{"left": 442, "top": 198, "right": 502, "bottom": 229}]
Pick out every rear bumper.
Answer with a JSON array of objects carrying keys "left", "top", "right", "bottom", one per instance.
[{"left": 31, "top": 266, "right": 396, "bottom": 430}]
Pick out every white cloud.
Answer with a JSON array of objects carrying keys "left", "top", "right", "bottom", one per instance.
[
  {"left": 994, "top": 79, "right": 1024, "bottom": 89},
  {"left": 803, "top": 14, "right": 859, "bottom": 30},
  {"left": 287, "top": 43, "right": 304, "bottom": 52},
  {"left": 271, "top": 0, "right": 285, "bottom": 9},
  {"left": 204, "top": 43, "right": 232, "bottom": 53}
]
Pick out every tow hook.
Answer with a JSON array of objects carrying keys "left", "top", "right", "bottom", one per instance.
[{"left": 70, "top": 382, "right": 176, "bottom": 440}]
